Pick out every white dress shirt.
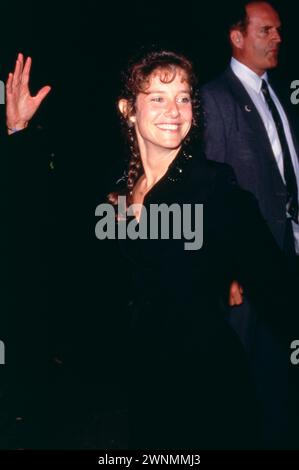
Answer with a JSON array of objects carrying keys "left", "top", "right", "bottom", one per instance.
[{"left": 231, "top": 57, "right": 299, "bottom": 253}]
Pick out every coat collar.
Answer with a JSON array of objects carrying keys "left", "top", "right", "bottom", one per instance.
[
  {"left": 165, "top": 148, "right": 194, "bottom": 183},
  {"left": 230, "top": 57, "right": 268, "bottom": 94},
  {"left": 115, "top": 147, "right": 195, "bottom": 191}
]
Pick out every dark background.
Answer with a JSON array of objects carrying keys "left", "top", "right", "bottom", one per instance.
[
  {"left": 0, "top": 0, "right": 298, "bottom": 449},
  {"left": 0, "top": 0, "right": 298, "bottom": 190}
]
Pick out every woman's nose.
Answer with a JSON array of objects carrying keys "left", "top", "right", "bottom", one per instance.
[{"left": 164, "top": 100, "right": 179, "bottom": 117}]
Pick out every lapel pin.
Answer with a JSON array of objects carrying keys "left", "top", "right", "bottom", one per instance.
[{"left": 245, "top": 105, "right": 251, "bottom": 112}]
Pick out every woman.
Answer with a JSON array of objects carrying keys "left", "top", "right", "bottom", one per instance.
[{"left": 107, "top": 49, "right": 297, "bottom": 449}]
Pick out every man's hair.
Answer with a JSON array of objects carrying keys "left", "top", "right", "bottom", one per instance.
[{"left": 228, "top": 0, "right": 278, "bottom": 34}]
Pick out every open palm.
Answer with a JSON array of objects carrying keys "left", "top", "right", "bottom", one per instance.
[{"left": 6, "top": 53, "right": 51, "bottom": 133}]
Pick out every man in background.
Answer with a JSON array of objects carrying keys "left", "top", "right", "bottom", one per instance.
[{"left": 201, "top": 0, "right": 299, "bottom": 448}]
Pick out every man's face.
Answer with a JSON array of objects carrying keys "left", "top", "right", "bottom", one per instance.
[{"left": 238, "top": 2, "right": 282, "bottom": 75}]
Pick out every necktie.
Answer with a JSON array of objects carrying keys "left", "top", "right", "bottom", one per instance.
[{"left": 261, "top": 79, "right": 299, "bottom": 224}]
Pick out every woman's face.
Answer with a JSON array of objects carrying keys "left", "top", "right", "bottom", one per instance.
[{"left": 131, "top": 67, "right": 192, "bottom": 154}]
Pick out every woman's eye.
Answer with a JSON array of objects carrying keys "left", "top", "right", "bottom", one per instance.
[
  {"left": 150, "top": 96, "right": 163, "bottom": 103},
  {"left": 177, "top": 96, "right": 191, "bottom": 104}
]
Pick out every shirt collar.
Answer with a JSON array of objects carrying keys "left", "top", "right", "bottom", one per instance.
[{"left": 230, "top": 57, "right": 268, "bottom": 93}]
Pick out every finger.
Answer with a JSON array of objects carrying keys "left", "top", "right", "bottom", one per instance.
[
  {"left": 12, "top": 58, "right": 21, "bottom": 88},
  {"left": 18, "top": 52, "right": 24, "bottom": 70},
  {"left": 6, "top": 73, "right": 13, "bottom": 95},
  {"left": 34, "top": 85, "right": 52, "bottom": 106},
  {"left": 21, "top": 56, "right": 32, "bottom": 86},
  {"left": 229, "top": 282, "right": 239, "bottom": 296},
  {"left": 229, "top": 294, "right": 238, "bottom": 306},
  {"left": 235, "top": 292, "right": 243, "bottom": 305},
  {"left": 12, "top": 52, "right": 21, "bottom": 75},
  {"left": 229, "top": 294, "right": 243, "bottom": 306}
]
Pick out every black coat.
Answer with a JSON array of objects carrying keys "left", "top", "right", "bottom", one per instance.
[{"left": 116, "top": 149, "right": 298, "bottom": 449}]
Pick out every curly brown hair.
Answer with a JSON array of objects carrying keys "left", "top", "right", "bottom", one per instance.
[{"left": 109, "top": 49, "right": 201, "bottom": 204}]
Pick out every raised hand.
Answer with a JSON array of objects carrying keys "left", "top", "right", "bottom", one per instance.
[{"left": 6, "top": 52, "right": 51, "bottom": 134}]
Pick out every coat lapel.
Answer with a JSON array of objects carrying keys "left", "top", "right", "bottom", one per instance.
[
  {"left": 223, "top": 68, "right": 285, "bottom": 188},
  {"left": 269, "top": 75, "right": 299, "bottom": 163}
]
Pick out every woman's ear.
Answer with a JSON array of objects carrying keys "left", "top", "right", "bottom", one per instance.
[
  {"left": 118, "top": 99, "right": 128, "bottom": 117},
  {"left": 118, "top": 99, "right": 136, "bottom": 124}
]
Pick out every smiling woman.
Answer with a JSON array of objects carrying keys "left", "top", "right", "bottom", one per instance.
[
  {"left": 112, "top": 50, "right": 200, "bottom": 205},
  {"left": 104, "top": 48, "right": 299, "bottom": 450},
  {"left": 127, "top": 69, "right": 192, "bottom": 153},
  {"left": 119, "top": 67, "right": 193, "bottom": 218}
]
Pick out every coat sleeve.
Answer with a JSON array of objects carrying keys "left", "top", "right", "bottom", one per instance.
[
  {"left": 1, "top": 125, "right": 53, "bottom": 204},
  {"left": 226, "top": 186, "right": 299, "bottom": 343},
  {"left": 200, "top": 86, "right": 227, "bottom": 163},
  {"left": 0, "top": 125, "right": 55, "bottom": 372}
]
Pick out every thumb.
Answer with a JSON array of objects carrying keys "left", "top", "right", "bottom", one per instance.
[{"left": 35, "top": 85, "right": 51, "bottom": 107}]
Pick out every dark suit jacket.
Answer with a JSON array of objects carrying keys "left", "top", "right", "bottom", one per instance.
[
  {"left": 200, "top": 69, "right": 299, "bottom": 449},
  {"left": 201, "top": 67, "right": 299, "bottom": 252}
]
